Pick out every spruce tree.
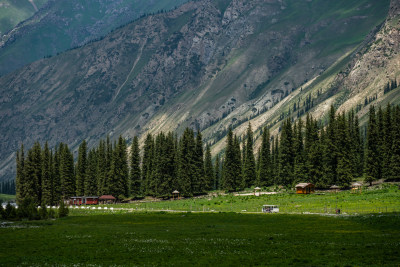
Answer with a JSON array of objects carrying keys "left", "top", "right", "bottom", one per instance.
[
  {"left": 41, "top": 142, "right": 52, "bottom": 206},
  {"left": 389, "top": 106, "right": 400, "bottom": 181},
  {"left": 272, "top": 136, "right": 279, "bottom": 184},
  {"left": 364, "top": 105, "right": 380, "bottom": 185},
  {"left": 75, "top": 140, "right": 87, "bottom": 196},
  {"left": 16, "top": 144, "right": 25, "bottom": 205},
  {"left": 96, "top": 139, "right": 107, "bottom": 196},
  {"left": 214, "top": 154, "right": 221, "bottom": 190},
  {"left": 85, "top": 148, "right": 98, "bottom": 196},
  {"left": 278, "top": 118, "right": 294, "bottom": 186},
  {"left": 142, "top": 134, "right": 154, "bottom": 195},
  {"left": 258, "top": 127, "right": 271, "bottom": 187},
  {"left": 242, "top": 123, "right": 256, "bottom": 188},
  {"left": 223, "top": 128, "right": 240, "bottom": 191},
  {"left": 323, "top": 105, "right": 338, "bottom": 185},
  {"left": 109, "top": 136, "right": 129, "bottom": 199},
  {"left": 194, "top": 130, "right": 205, "bottom": 194},
  {"left": 382, "top": 104, "right": 393, "bottom": 180},
  {"left": 336, "top": 113, "right": 353, "bottom": 187},
  {"left": 130, "top": 136, "right": 141, "bottom": 197},
  {"left": 59, "top": 143, "right": 75, "bottom": 198},
  {"left": 178, "top": 128, "right": 196, "bottom": 197},
  {"left": 293, "top": 119, "right": 306, "bottom": 184},
  {"left": 52, "top": 146, "right": 61, "bottom": 205},
  {"left": 204, "top": 144, "right": 214, "bottom": 191}
]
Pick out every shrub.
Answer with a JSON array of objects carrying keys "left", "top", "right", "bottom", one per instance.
[
  {"left": 39, "top": 206, "right": 48, "bottom": 220},
  {"left": 48, "top": 208, "right": 56, "bottom": 219},
  {"left": 17, "top": 197, "right": 39, "bottom": 220},
  {"left": 0, "top": 204, "right": 4, "bottom": 219},
  {"left": 58, "top": 200, "right": 69, "bottom": 218},
  {"left": 4, "top": 202, "right": 17, "bottom": 220}
]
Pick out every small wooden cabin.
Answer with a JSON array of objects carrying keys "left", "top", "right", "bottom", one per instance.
[
  {"left": 69, "top": 196, "right": 99, "bottom": 205},
  {"left": 295, "top": 183, "right": 315, "bottom": 194}
]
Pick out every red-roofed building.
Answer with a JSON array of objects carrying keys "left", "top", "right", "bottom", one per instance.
[{"left": 99, "top": 195, "right": 116, "bottom": 204}]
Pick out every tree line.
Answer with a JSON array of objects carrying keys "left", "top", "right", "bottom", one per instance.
[
  {"left": 0, "top": 179, "right": 15, "bottom": 195},
  {"left": 15, "top": 104, "right": 400, "bottom": 205},
  {"left": 223, "top": 104, "right": 400, "bottom": 190},
  {"left": 15, "top": 130, "right": 217, "bottom": 205}
]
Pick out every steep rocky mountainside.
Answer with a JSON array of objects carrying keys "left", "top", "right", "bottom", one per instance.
[
  {"left": 0, "top": 0, "right": 188, "bottom": 76},
  {"left": 0, "top": 0, "right": 394, "bottom": 181}
]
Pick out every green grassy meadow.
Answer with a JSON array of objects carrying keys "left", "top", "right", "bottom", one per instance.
[
  {"left": 1, "top": 187, "right": 400, "bottom": 265},
  {"left": 1, "top": 212, "right": 399, "bottom": 266},
  {"left": 107, "top": 185, "right": 400, "bottom": 215}
]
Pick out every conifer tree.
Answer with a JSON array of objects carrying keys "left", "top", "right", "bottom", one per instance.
[
  {"left": 223, "top": 128, "right": 240, "bottom": 191},
  {"left": 272, "top": 136, "right": 279, "bottom": 184},
  {"left": 389, "top": 106, "right": 400, "bottom": 181},
  {"left": 336, "top": 113, "right": 353, "bottom": 187},
  {"left": 204, "top": 144, "right": 214, "bottom": 191},
  {"left": 178, "top": 128, "right": 196, "bottom": 196},
  {"left": 16, "top": 144, "right": 25, "bottom": 205},
  {"left": 293, "top": 119, "right": 306, "bottom": 184},
  {"left": 364, "top": 105, "right": 380, "bottom": 185},
  {"left": 113, "top": 136, "right": 129, "bottom": 198},
  {"left": 242, "top": 123, "right": 256, "bottom": 188},
  {"left": 96, "top": 139, "right": 107, "bottom": 195},
  {"left": 130, "top": 136, "right": 141, "bottom": 196},
  {"left": 75, "top": 140, "right": 87, "bottom": 196},
  {"left": 41, "top": 142, "right": 52, "bottom": 206},
  {"left": 382, "top": 104, "right": 393, "bottom": 180},
  {"left": 23, "top": 142, "right": 42, "bottom": 205},
  {"left": 258, "top": 127, "right": 271, "bottom": 187},
  {"left": 85, "top": 148, "right": 98, "bottom": 196},
  {"left": 214, "top": 154, "right": 221, "bottom": 190},
  {"left": 323, "top": 105, "right": 338, "bottom": 185},
  {"left": 59, "top": 143, "right": 75, "bottom": 198},
  {"left": 52, "top": 146, "right": 61, "bottom": 205},
  {"left": 194, "top": 130, "right": 205, "bottom": 194},
  {"left": 278, "top": 118, "right": 294, "bottom": 186},
  {"left": 142, "top": 134, "right": 154, "bottom": 195}
]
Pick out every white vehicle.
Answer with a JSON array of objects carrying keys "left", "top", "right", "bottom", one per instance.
[{"left": 262, "top": 205, "right": 279, "bottom": 213}]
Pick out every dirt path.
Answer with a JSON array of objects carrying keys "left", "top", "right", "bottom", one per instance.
[
  {"left": 113, "top": 40, "right": 146, "bottom": 101},
  {"left": 28, "top": 0, "right": 38, "bottom": 12}
]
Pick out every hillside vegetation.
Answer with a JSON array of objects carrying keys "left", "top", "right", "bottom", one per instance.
[{"left": 0, "top": 0, "right": 48, "bottom": 35}]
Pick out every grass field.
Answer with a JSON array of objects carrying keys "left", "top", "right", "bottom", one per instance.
[
  {"left": 0, "top": 194, "right": 15, "bottom": 203},
  {"left": 106, "top": 185, "right": 400, "bottom": 215},
  {"left": 1, "top": 212, "right": 399, "bottom": 266}
]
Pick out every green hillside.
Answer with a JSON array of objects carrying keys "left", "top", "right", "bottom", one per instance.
[
  {"left": 0, "top": 0, "right": 189, "bottom": 75},
  {"left": 0, "top": 0, "right": 48, "bottom": 35}
]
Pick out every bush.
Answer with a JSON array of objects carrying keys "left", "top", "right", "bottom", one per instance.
[
  {"left": 58, "top": 200, "right": 69, "bottom": 218},
  {"left": 39, "top": 206, "right": 48, "bottom": 220},
  {"left": 17, "top": 197, "right": 39, "bottom": 220},
  {"left": 48, "top": 208, "right": 56, "bottom": 219},
  {"left": 4, "top": 202, "right": 17, "bottom": 220},
  {"left": 0, "top": 204, "right": 4, "bottom": 219}
]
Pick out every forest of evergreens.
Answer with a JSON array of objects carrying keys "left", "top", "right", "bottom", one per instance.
[{"left": 14, "top": 104, "right": 400, "bottom": 205}]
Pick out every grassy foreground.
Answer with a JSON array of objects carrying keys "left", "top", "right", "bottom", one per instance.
[{"left": 1, "top": 212, "right": 399, "bottom": 266}]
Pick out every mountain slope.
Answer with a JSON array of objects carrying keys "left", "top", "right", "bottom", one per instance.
[
  {"left": 0, "top": 0, "right": 189, "bottom": 76},
  {"left": 0, "top": 0, "right": 393, "bottom": 181}
]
